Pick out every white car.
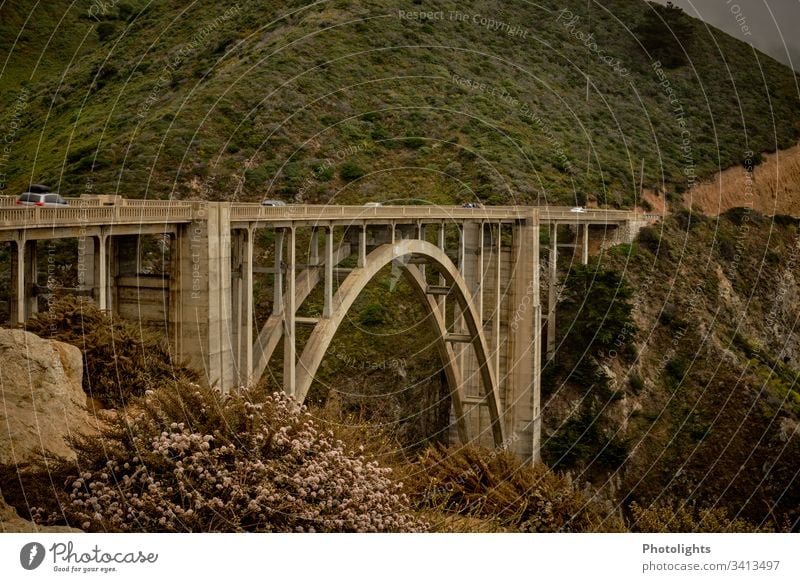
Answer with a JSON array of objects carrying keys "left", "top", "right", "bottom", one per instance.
[
  {"left": 363, "top": 202, "right": 383, "bottom": 207},
  {"left": 17, "top": 192, "right": 69, "bottom": 207},
  {"left": 570, "top": 206, "right": 587, "bottom": 213}
]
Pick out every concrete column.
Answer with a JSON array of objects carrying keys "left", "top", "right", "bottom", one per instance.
[
  {"left": 244, "top": 226, "right": 254, "bottom": 384},
  {"left": 168, "top": 232, "right": 181, "bottom": 356},
  {"left": 532, "top": 305, "right": 542, "bottom": 463},
  {"left": 478, "top": 223, "right": 485, "bottom": 323},
  {"left": 459, "top": 222, "right": 482, "bottom": 418},
  {"left": 24, "top": 240, "right": 37, "bottom": 319},
  {"left": 358, "top": 225, "right": 366, "bottom": 268},
  {"left": 273, "top": 229, "right": 284, "bottom": 315},
  {"left": 493, "top": 223, "right": 501, "bottom": 382},
  {"left": 10, "top": 238, "right": 25, "bottom": 324},
  {"left": 309, "top": 227, "right": 319, "bottom": 266},
  {"left": 231, "top": 231, "right": 243, "bottom": 381},
  {"left": 453, "top": 225, "right": 465, "bottom": 332},
  {"left": 283, "top": 227, "right": 296, "bottom": 397},
  {"left": 418, "top": 224, "right": 427, "bottom": 279},
  {"left": 458, "top": 225, "right": 466, "bottom": 272},
  {"left": 96, "top": 234, "right": 108, "bottom": 310},
  {"left": 174, "top": 202, "right": 235, "bottom": 391},
  {"left": 507, "top": 212, "right": 538, "bottom": 462},
  {"left": 532, "top": 213, "right": 542, "bottom": 463},
  {"left": 582, "top": 223, "right": 589, "bottom": 265},
  {"left": 215, "top": 204, "right": 234, "bottom": 391},
  {"left": 323, "top": 226, "right": 333, "bottom": 318},
  {"left": 547, "top": 223, "right": 558, "bottom": 360},
  {"left": 437, "top": 223, "right": 446, "bottom": 316}
]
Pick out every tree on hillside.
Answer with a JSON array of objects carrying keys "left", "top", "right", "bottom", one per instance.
[
  {"left": 635, "top": 1, "right": 695, "bottom": 68},
  {"left": 560, "top": 264, "right": 635, "bottom": 354}
]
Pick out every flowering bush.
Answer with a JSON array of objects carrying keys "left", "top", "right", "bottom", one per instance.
[{"left": 23, "top": 383, "right": 425, "bottom": 532}]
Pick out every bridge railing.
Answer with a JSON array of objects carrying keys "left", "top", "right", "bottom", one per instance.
[
  {"left": 538, "top": 209, "right": 643, "bottom": 222},
  {"left": 0, "top": 195, "right": 192, "bottom": 208},
  {"left": 229, "top": 204, "right": 533, "bottom": 221},
  {"left": 0, "top": 199, "right": 646, "bottom": 229},
  {"left": 0, "top": 204, "right": 192, "bottom": 227}
]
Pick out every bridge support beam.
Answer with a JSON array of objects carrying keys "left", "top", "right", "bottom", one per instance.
[
  {"left": 508, "top": 211, "right": 540, "bottom": 463},
  {"left": 283, "top": 227, "right": 296, "bottom": 397},
  {"left": 231, "top": 227, "right": 255, "bottom": 386},
  {"left": 173, "top": 202, "right": 235, "bottom": 391},
  {"left": 96, "top": 234, "right": 109, "bottom": 310},
  {"left": 10, "top": 238, "right": 36, "bottom": 324},
  {"left": 273, "top": 229, "right": 284, "bottom": 316},
  {"left": 547, "top": 223, "right": 558, "bottom": 360},
  {"left": 581, "top": 224, "right": 589, "bottom": 265},
  {"left": 358, "top": 225, "right": 366, "bottom": 268},
  {"left": 324, "top": 226, "right": 334, "bottom": 318}
]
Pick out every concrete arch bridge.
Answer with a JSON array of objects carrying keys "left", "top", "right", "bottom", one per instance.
[{"left": 0, "top": 200, "right": 652, "bottom": 461}]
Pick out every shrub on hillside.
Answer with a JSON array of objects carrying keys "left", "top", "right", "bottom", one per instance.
[
  {"left": 16, "top": 383, "right": 424, "bottom": 533},
  {"left": 629, "top": 501, "right": 770, "bottom": 532},
  {"left": 339, "top": 161, "right": 366, "bottom": 182},
  {"left": 543, "top": 405, "right": 631, "bottom": 472},
  {"left": 637, "top": 225, "right": 669, "bottom": 256},
  {"left": 24, "top": 296, "right": 196, "bottom": 407},
  {"left": 560, "top": 264, "right": 635, "bottom": 353},
  {"left": 408, "top": 445, "right": 624, "bottom": 532}
]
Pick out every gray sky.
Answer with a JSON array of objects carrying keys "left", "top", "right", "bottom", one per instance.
[{"left": 652, "top": 0, "right": 800, "bottom": 70}]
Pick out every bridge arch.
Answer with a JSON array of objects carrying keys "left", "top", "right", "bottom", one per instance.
[{"left": 295, "top": 238, "right": 505, "bottom": 447}]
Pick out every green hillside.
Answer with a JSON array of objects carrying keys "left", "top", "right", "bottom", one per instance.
[{"left": 1, "top": 0, "right": 798, "bottom": 206}]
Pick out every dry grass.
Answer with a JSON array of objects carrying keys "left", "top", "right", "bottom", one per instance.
[
  {"left": 23, "top": 296, "right": 196, "bottom": 407},
  {"left": 405, "top": 445, "right": 625, "bottom": 532},
  {"left": 684, "top": 141, "right": 800, "bottom": 216}
]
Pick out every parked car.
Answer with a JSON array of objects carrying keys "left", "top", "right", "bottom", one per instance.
[
  {"left": 260, "top": 199, "right": 287, "bottom": 206},
  {"left": 363, "top": 201, "right": 383, "bottom": 207},
  {"left": 16, "top": 192, "right": 69, "bottom": 207},
  {"left": 570, "top": 206, "right": 587, "bottom": 213}
]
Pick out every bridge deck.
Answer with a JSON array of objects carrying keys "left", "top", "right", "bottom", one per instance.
[{"left": 0, "top": 200, "right": 650, "bottom": 233}]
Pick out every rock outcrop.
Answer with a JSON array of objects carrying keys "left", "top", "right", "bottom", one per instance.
[
  {"left": 0, "top": 328, "right": 98, "bottom": 533},
  {"left": 0, "top": 328, "right": 95, "bottom": 465}
]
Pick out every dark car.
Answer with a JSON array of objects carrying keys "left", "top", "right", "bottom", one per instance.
[{"left": 16, "top": 192, "right": 69, "bottom": 207}]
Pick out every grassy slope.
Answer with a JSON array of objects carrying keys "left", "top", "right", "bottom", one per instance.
[{"left": 1, "top": 0, "right": 798, "bottom": 207}]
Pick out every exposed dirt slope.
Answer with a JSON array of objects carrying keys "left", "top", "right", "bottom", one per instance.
[{"left": 684, "top": 143, "right": 800, "bottom": 216}]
